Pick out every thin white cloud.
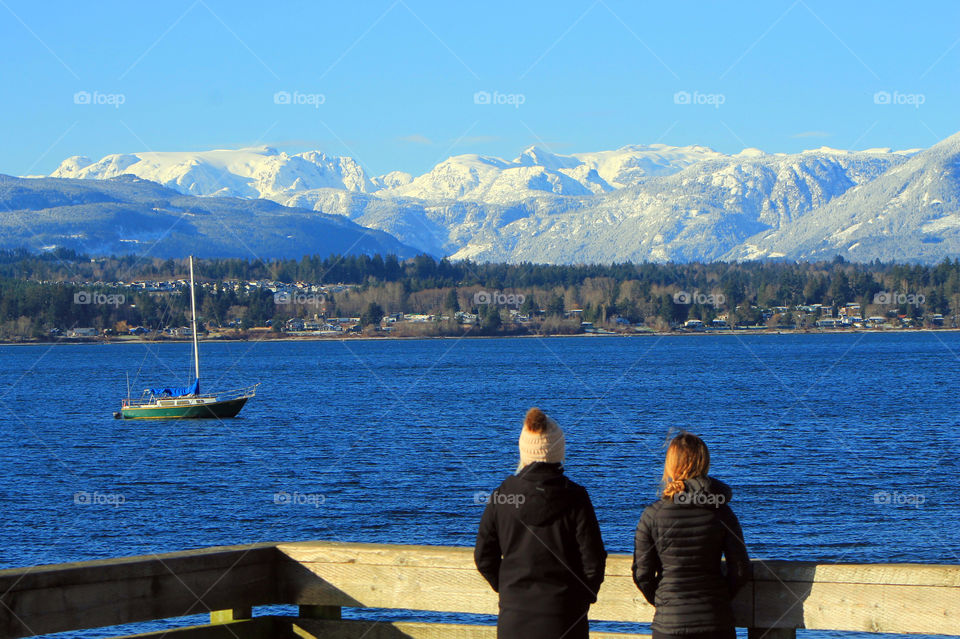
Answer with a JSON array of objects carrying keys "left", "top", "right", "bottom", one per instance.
[
  {"left": 397, "top": 134, "right": 434, "bottom": 145},
  {"left": 457, "top": 135, "right": 501, "bottom": 145}
]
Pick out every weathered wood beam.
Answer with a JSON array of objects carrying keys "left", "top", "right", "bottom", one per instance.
[
  {"left": 277, "top": 541, "right": 960, "bottom": 636},
  {"left": 289, "top": 618, "right": 651, "bottom": 639},
  {"left": 0, "top": 543, "right": 281, "bottom": 638},
  {"left": 113, "top": 616, "right": 283, "bottom": 639}
]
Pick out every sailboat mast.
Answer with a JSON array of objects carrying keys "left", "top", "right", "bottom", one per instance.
[{"left": 189, "top": 256, "right": 200, "bottom": 381}]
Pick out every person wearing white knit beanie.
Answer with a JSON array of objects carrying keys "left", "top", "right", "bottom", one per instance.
[
  {"left": 517, "top": 408, "right": 565, "bottom": 470},
  {"left": 475, "top": 407, "right": 606, "bottom": 639}
]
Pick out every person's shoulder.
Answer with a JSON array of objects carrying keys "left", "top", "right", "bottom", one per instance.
[
  {"left": 705, "top": 475, "right": 735, "bottom": 502},
  {"left": 495, "top": 474, "right": 523, "bottom": 493},
  {"left": 558, "top": 476, "right": 596, "bottom": 508},
  {"left": 561, "top": 473, "right": 588, "bottom": 492},
  {"left": 638, "top": 498, "right": 666, "bottom": 524}
]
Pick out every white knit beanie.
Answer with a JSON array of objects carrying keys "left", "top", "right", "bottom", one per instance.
[{"left": 518, "top": 409, "right": 565, "bottom": 468}]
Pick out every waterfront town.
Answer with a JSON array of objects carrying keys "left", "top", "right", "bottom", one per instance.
[{"left": 48, "top": 276, "right": 947, "bottom": 342}]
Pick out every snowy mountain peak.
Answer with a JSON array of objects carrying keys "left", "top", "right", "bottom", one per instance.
[
  {"left": 40, "top": 133, "right": 960, "bottom": 264},
  {"left": 725, "top": 134, "right": 960, "bottom": 263},
  {"left": 51, "top": 147, "right": 374, "bottom": 197},
  {"left": 515, "top": 146, "right": 580, "bottom": 170}
]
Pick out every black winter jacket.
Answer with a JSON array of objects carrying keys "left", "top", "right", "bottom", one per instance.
[
  {"left": 632, "top": 476, "right": 751, "bottom": 635},
  {"left": 475, "top": 463, "right": 607, "bottom": 622}
]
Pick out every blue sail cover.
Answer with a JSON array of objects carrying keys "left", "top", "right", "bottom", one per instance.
[{"left": 149, "top": 378, "right": 199, "bottom": 397}]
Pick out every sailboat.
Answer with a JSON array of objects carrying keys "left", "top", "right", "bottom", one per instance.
[{"left": 116, "top": 256, "right": 258, "bottom": 419}]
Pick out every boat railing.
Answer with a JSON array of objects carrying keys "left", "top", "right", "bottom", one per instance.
[
  {"left": 213, "top": 383, "right": 260, "bottom": 402},
  {"left": 120, "top": 383, "right": 259, "bottom": 407},
  {"left": 1, "top": 540, "right": 957, "bottom": 639}
]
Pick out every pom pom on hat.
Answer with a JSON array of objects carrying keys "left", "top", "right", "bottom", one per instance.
[{"left": 519, "top": 407, "right": 565, "bottom": 467}]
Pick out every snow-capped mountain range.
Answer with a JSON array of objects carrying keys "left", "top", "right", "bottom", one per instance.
[
  {"left": 0, "top": 173, "right": 417, "bottom": 260},
  {"left": 46, "top": 134, "right": 960, "bottom": 264}
]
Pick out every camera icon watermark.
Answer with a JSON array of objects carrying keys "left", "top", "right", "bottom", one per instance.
[
  {"left": 673, "top": 90, "right": 725, "bottom": 109},
  {"left": 873, "top": 291, "right": 924, "bottom": 307},
  {"left": 673, "top": 290, "right": 725, "bottom": 307},
  {"left": 73, "top": 90, "right": 125, "bottom": 108},
  {"left": 273, "top": 490, "right": 325, "bottom": 508},
  {"left": 474, "top": 290, "right": 525, "bottom": 307},
  {"left": 74, "top": 291, "right": 125, "bottom": 307},
  {"left": 273, "top": 90, "right": 325, "bottom": 108},
  {"left": 74, "top": 491, "right": 125, "bottom": 507},
  {"left": 473, "top": 90, "right": 525, "bottom": 108},
  {"left": 873, "top": 90, "right": 925, "bottom": 108}
]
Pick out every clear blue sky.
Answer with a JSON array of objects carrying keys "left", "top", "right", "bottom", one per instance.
[{"left": 2, "top": 0, "right": 958, "bottom": 178}]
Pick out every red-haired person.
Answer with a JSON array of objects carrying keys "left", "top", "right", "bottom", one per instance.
[
  {"left": 633, "top": 433, "right": 752, "bottom": 639},
  {"left": 475, "top": 408, "right": 607, "bottom": 639}
]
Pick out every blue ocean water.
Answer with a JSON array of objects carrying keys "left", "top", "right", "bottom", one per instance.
[{"left": 0, "top": 333, "right": 957, "bottom": 637}]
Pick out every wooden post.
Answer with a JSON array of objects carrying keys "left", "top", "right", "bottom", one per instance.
[
  {"left": 210, "top": 606, "right": 252, "bottom": 624},
  {"left": 748, "top": 629, "right": 796, "bottom": 639},
  {"left": 299, "top": 604, "right": 341, "bottom": 620}
]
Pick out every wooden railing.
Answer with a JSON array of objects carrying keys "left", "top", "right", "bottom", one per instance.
[{"left": 0, "top": 541, "right": 957, "bottom": 639}]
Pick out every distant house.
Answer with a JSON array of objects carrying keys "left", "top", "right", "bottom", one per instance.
[
  {"left": 931, "top": 313, "right": 945, "bottom": 326},
  {"left": 285, "top": 318, "right": 305, "bottom": 332},
  {"left": 66, "top": 328, "right": 98, "bottom": 338},
  {"left": 815, "top": 319, "right": 840, "bottom": 328},
  {"left": 684, "top": 319, "right": 705, "bottom": 330},
  {"left": 711, "top": 319, "right": 728, "bottom": 328},
  {"left": 796, "top": 304, "right": 821, "bottom": 313}
]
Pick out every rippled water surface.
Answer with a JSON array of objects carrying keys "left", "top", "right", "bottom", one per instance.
[{"left": 1, "top": 333, "right": 958, "bottom": 636}]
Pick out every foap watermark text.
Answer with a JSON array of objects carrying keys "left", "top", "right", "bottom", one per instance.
[
  {"left": 74, "top": 491, "right": 125, "bottom": 507},
  {"left": 274, "top": 291, "right": 327, "bottom": 306},
  {"left": 274, "top": 90, "right": 325, "bottom": 108},
  {"left": 673, "top": 290, "right": 724, "bottom": 307},
  {"left": 74, "top": 291, "right": 125, "bottom": 307},
  {"left": 474, "top": 290, "right": 525, "bottom": 307},
  {"left": 873, "top": 90, "right": 925, "bottom": 108},
  {"left": 473, "top": 90, "right": 525, "bottom": 108},
  {"left": 473, "top": 490, "right": 525, "bottom": 508},
  {"left": 74, "top": 90, "right": 125, "bottom": 108},
  {"left": 274, "top": 490, "right": 325, "bottom": 508},
  {"left": 874, "top": 491, "right": 925, "bottom": 508},
  {"left": 674, "top": 90, "right": 725, "bottom": 108},
  {"left": 874, "top": 291, "right": 924, "bottom": 307}
]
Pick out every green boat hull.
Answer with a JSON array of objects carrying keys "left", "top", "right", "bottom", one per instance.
[{"left": 120, "top": 397, "right": 249, "bottom": 420}]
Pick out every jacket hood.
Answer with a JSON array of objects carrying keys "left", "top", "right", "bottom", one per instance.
[
  {"left": 672, "top": 475, "right": 732, "bottom": 508},
  {"left": 509, "top": 463, "right": 582, "bottom": 527}
]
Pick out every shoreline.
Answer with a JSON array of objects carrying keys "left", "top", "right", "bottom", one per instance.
[{"left": 3, "top": 326, "right": 960, "bottom": 346}]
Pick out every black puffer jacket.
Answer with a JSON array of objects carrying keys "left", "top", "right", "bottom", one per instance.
[
  {"left": 475, "top": 463, "right": 607, "bottom": 638},
  {"left": 632, "top": 476, "right": 751, "bottom": 635}
]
